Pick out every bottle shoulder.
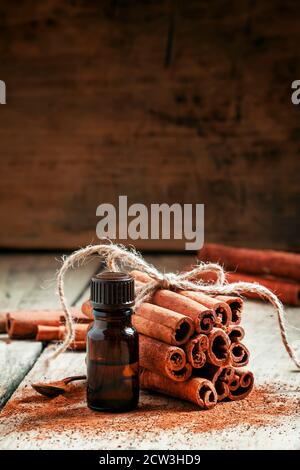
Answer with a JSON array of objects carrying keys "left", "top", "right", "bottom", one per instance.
[{"left": 87, "top": 322, "right": 138, "bottom": 340}]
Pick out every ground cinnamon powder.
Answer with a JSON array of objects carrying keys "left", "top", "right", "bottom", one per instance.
[{"left": 1, "top": 383, "right": 299, "bottom": 441}]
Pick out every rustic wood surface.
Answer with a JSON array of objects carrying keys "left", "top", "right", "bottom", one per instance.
[
  {"left": 0, "top": 1, "right": 300, "bottom": 251},
  {"left": 0, "top": 253, "right": 299, "bottom": 449},
  {"left": 0, "top": 253, "right": 99, "bottom": 409}
]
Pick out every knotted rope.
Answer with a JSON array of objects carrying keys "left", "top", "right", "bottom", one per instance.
[{"left": 50, "top": 242, "right": 300, "bottom": 369}]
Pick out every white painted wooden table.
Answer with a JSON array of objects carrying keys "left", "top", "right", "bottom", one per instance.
[{"left": 0, "top": 253, "right": 299, "bottom": 450}]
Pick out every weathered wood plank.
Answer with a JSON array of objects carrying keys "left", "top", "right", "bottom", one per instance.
[
  {"left": 0, "top": 339, "right": 41, "bottom": 409},
  {"left": 0, "top": 253, "right": 99, "bottom": 409},
  {"left": 0, "top": 255, "right": 299, "bottom": 449},
  {"left": 0, "top": 1, "right": 299, "bottom": 251}
]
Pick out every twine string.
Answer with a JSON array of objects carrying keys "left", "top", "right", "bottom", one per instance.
[{"left": 49, "top": 242, "right": 300, "bottom": 369}]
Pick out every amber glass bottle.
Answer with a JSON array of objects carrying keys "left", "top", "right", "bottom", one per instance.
[{"left": 87, "top": 272, "right": 139, "bottom": 412}]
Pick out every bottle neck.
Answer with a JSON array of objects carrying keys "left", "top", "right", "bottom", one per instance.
[{"left": 93, "top": 308, "right": 133, "bottom": 327}]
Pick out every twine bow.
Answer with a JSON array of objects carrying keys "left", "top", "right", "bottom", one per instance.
[{"left": 50, "top": 242, "right": 300, "bottom": 369}]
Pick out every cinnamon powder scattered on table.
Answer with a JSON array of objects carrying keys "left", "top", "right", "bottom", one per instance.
[{"left": 1, "top": 383, "right": 299, "bottom": 441}]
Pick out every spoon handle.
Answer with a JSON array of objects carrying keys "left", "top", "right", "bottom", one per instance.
[{"left": 64, "top": 375, "right": 86, "bottom": 384}]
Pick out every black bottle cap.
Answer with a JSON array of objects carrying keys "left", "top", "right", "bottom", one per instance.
[{"left": 91, "top": 271, "right": 135, "bottom": 309}]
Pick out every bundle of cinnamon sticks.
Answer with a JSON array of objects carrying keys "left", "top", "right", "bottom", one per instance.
[
  {"left": 198, "top": 244, "right": 300, "bottom": 306},
  {"left": 125, "top": 270, "right": 254, "bottom": 410}
]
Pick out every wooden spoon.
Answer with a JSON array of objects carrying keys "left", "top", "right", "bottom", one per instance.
[{"left": 31, "top": 375, "right": 86, "bottom": 398}]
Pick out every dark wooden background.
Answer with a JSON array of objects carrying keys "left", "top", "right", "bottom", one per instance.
[{"left": 0, "top": 0, "right": 299, "bottom": 251}]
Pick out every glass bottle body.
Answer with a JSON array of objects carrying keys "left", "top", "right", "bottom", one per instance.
[{"left": 87, "top": 308, "right": 139, "bottom": 412}]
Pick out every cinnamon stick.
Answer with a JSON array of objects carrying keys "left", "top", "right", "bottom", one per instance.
[
  {"left": 188, "top": 270, "right": 220, "bottom": 284},
  {"left": 199, "top": 243, "right": 300, "bottom": 282},
  {"left": 166, "top": 363, "right": 193, "bottom": 382},
  {"left": 68, "top": 340, "right": 87, "bottom": 351},
  {"left": 229, "top": 342, "right": 249, "bottom": 367},
  {"left": 184, "top": 334, "right": 208, "bottom": 368},
  {"left": 227, "top": 369, "right": 254, "bottom": 401},
  {"left": 180, "top": 291, "right": 231, "bottom": 327},
  {"left": 198, "top": 364, "right": 234, "bottom": 401},
  {"left": 6, "top": 308, "right": 87, "bottom": 339},
  {"left": 216, "top": 295, "right": 243, "bottom": 325},
  {"left": 226, "top": 272, "right": 300, "bottom": 306},
  {"left": 226, "top": 325, "right": 245, "bottom": 343},
  {"left": 134, "top": 302, "right": 194, "bottom": 345},
  {"left": 206, "top": 328, "right": 230, "bottom": 367},
  {"left": 6, "top": 310, "right": 62, "bottom": 339},
  {"left": 140, "top": 369, "right": 217, "bottom": 409},
  {"left": 35, "top": 325, "right": 62, "bottom": 342},
  {"left": 152, "top": 290, "right": 216, "bottom": 334},
  {"left": 60, "top": 309, "right": 92, "bottom": 324},
  {"left": 139, "top": 334, "right": 191, "bottom": 381},
  {"left": 35, "top": 323, "right": 89, "bottom": 342}
]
